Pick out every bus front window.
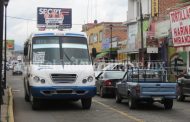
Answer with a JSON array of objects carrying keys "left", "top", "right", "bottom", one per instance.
[
  {"left": 32, "top": 37, "right": 61, "bottom": 65},
  {"left": 61, "top": 37, "right": 91, "bottom": 65}
]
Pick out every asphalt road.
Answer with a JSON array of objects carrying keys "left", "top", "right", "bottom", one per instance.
[{"left": 7, "top": 71, "right": 190, "bottom": 122}]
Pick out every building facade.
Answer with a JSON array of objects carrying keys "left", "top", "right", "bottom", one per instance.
[
  {"left": 125, "top": 0, "right": 189, "bottom": 61},
  {"left": 82, "top": 22, "right": 127, "bottom": 61}
]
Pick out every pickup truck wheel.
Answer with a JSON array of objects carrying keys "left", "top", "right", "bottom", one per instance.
[
  {"left": 164, "top": 99, "right": 173, "bottom": 110},
  {"left": 81, "top": 98, "right": 92, "bottom": 109},
  {"left": 115, "top": 91, "right": 122, "bottom": 103},
  {"left": 100, "top": 87, "right": 105, "bottom": 98},
  {"left": 128, "top": 95, "right": 137, "bottom": 109},
  {"left": 177, "top": 94, "right": 185, "bottom": 102}
]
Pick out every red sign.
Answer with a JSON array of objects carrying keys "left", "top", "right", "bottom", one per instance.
[{"left": 170, "top": 5, "right": 190, "bottom": 47}]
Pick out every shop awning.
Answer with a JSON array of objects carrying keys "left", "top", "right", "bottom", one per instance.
[{"left": 96, "top": 52, "right": 109, "bottom": 59}]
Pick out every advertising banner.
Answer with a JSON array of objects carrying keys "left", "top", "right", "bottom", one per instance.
[
  {"left": 170, "top": 5, "right": 190, "bottom": 47},
  {"left": 127, "top": 23, "right": 138, "bottom": 52},
  {"left": 102, "top": 38, "right": 110, "bottom": 50},
  {"left": 6, "top": 40, "right": 14, "bottom": 50},
  {"left": 37, "top": 7, "right": 72, "bottom": 29},
  {"left": 151, "top": 0, "right": 159, "bottom": 17},
  {"left": 155, "top": 20, "right": 170, "bottom": 38}
]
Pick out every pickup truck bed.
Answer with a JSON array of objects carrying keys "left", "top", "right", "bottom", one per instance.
[{"left": 115, "top": 69, "right": 177, "bottom": 110}]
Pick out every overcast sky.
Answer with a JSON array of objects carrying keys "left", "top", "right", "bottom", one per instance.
[{"left": 6, "top": 0, "right": 128, "bottom": 48}]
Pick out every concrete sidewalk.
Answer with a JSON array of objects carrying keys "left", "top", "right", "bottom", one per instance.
[{"left": 1, "top": 87, "right": 14, "bottom": 122}]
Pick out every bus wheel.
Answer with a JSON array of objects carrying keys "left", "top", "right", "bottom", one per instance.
[
  {"left": 24, "top": 91, "right": 30, "bottom": 102},
  {"left": 31, "top": 97, "right": 41, "bottom": 110},
  {"left": 81, "top": 98, "right": 92, "bottom": 109},
  {"left": 30, "top": 90, "right": 41, "bottom": 110}
]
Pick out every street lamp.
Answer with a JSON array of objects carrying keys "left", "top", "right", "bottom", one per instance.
[
  {"left": 3, "top": 0, "right": 9, "bottom": 89},
  {"left": 109, "top": 24, "right": 113, "bottom": 60}
]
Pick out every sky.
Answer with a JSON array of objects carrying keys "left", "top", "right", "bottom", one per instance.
[{"left": 6, "top": 0, "right": 128, "bottom": 49}]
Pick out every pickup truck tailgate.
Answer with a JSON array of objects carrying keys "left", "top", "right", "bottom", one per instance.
[{"left": 140, "top": 83, "right": 177, "bottom": 97}]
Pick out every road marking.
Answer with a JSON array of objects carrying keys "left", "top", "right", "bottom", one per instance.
[
  {"left": 12, "top": 89, "right": 21, "bottom": 92},
  {"left": 93, "top": 100, "right": 144, "bottom": 122}
]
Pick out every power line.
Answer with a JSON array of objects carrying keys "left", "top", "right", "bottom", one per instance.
[
  {"left": 7, "top": 15, "right": 84, "bottom": 25},
  {"left": 87, "top": 0, "right": 90, "bottom": 23},
  {"left": 95, "top": 0, "right": 97, "bottom": 19},
  {"left": 7, "top": 16, "right": 36, "bottom": 21}
]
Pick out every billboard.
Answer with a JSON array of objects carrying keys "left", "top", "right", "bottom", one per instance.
[
  {"left": 37, "top": 7, "right": 72, "bottom": 29},
  {"left": 6, "top": 40, "right": 14, "bottom": 50},
  {"left": 170, "top": 5, "right": 190, "bottom": 47}
]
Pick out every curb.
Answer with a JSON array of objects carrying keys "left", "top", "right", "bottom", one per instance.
[{"left": 7, "top": 87, "right": 14, "bottom": 122}]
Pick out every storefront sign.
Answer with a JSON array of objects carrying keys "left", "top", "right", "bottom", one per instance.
[
  {"left": 155, "top": 20, "right": 170, "bottom": 38},
  {"left": 127, "top": 23, "right": 138, "bottom": 52},
  {"left": 170, "top": 5, "right": 190, "bottom": 47},
  {"left": 37, "top": 7, "right": 72, "bottom": 29},
  {"left": 151, "top": 0, "right": 159, "bottom": 17},
  {"left": 6, "top": 40, "right": 14, "bottom": 50}
]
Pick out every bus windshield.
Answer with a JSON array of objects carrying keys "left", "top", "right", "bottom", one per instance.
[
  {"left": 61, "top": 37, "right": 91, "bottom": 65},
  {"left": 32, "top": 36, "right": 91, "bottom": 65}
]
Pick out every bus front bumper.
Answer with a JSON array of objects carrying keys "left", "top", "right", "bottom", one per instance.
[{"left": 30, "top": 86, "right": 96, "bottom": 99}]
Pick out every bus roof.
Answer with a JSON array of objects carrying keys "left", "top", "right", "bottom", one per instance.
[{"left": 30, "top": 31, "right": 87, "bottom": 38}]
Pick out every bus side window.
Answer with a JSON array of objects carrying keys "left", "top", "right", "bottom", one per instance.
[
  {"left": 28, "top": 44, "right": 32, "bottom": 64},
  {"left": 24, "top": 44, "right": 29, "bottom": 62}
]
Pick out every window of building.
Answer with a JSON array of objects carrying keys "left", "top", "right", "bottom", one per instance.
[
  {"left": 89, "top": 34, "right": 93, "bottom": 44},
  {"left": 99, "top": 31, "right": 103, "bottom": 42},
  {"left": 93, "top": 33, "right": 98, "bottom": 43},
  {"left": 136, "top": 1, "right": 140, "bottom": 18}
]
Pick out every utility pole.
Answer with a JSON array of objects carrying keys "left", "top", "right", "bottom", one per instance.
[
  {"left": 140, "top": 0, "right": 144, "bottom": 49},
  {"left": 4, "top": 0, "right": 9, "bottom": 89},
  {"left": 140, "top": 0, "right": 144, "bottom": 65},
  {"left": 109, "top": 24, "right": 113, "bottom": 60},
  {"left": 0, "top": 0, "right": 4, "bottom": 121}
]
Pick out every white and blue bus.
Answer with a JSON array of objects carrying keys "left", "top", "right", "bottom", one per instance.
[{"left": 23, "top": 31, "right": 96, "bottom": 110}]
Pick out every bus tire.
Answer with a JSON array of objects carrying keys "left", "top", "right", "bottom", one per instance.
[
  {"left": 24, "top": 91, "right": 30, "bottom": 102},
  {"left": 29, "top": 88, "right": 41, "bottom": 110},
  {"left": 24, "top": 79, "right": 30, "bottom": 102}
]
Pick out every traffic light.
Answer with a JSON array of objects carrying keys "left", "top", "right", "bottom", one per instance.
[{"left": 92, "top": 48, "right": 97, "bottom": 58}]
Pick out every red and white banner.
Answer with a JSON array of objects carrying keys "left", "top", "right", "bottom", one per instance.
[{"left": 170, "top": 5, "right": 190, "bottom": 47}]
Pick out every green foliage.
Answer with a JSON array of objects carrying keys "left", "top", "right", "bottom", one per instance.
[{"left": 180, "top": 0, "right": 190, "bottom": 3}]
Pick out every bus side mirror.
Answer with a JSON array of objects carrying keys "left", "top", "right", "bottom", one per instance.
[{"left": 24, "top": 46, "right": 28, "bottom": 56}]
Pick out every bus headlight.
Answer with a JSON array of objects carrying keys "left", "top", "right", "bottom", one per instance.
[
  {"left": 33, "top": 76, "right": 40, "bottom": 82},
  {"left": 41, "top": 79, "right": 46, "bottom": 84},
  {"left": 82, "top": 79, "right": 87, "bottom": 84},
  {"left": 87, "top": 76, "right": 93, "bottom": 82},
  {"left": 33, "top": 76, "right": 46, "bottom": 84}
]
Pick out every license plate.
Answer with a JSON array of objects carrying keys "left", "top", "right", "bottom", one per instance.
[{"left": 153, "top": 97, "right": 162, "bottom": 101}]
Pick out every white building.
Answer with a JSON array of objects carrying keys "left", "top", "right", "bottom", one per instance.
[{"left": 125, "top": 0, "right": 152, "bottom": 61}]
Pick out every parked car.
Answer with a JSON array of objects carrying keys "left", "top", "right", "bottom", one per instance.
[
  {"left": 177, "top": 74, "right": 190, "bottom": 101},
  {"left": 12, "top": 63, "right": 23, "bottom": 75},
  {"left": 8, "top": 63, "right": 13, "bottom": 70},
  {"left": 94, "top": 62, "right": 134, "bottom": 77},
  {"left": 95, "top": 70, "right": 126, "bottom": 97},
  {"left": 115, "top": 69, "right": 177, "bottom": 110}
]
